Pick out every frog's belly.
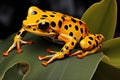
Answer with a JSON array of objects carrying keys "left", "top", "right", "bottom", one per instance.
[{"left": 43, "top": 36, "right": 65, "bottom": 44}]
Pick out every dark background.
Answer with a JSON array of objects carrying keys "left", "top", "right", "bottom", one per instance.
[{"left": 0, "top": 0, "right": 119, "bottom": 39}]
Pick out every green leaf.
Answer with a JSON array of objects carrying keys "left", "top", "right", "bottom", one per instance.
[
  {"left": 101, "top": 37, "right": 120, "bottom": 67},
  {"left": 92, "top": 62, "right": 120, "bottom": 80},
  {"left": 3, "top": 64, "right": 23, "bottom": 80},
  {"left": 0, "top": 33, "right": 104, "bottom": 80},
  {"left": 81, "top": 0, "right": 117, "bottom": 41},
  {"left": 92, "top": 38, "right": 120, "bottom": 80}
]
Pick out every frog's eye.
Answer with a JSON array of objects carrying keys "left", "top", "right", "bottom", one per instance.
[
  {"left": 31, "top": 11, "right": 37, "bottom": 15},
  {"left": 38, "top": 22, "right": 49, "bottom": 31}
]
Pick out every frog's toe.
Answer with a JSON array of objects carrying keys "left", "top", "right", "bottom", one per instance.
[
  {"left": 38, "top": 56, "right": 44, "bottom": 60},
  {"left": 3, "top": 52, "right": 9, "bottom": 56},
  {"left": 17, "top": 49, "right": 23, "bottom": 54},
  {"left": 46, "top": 48, "right": 56, "bottom": 54},
  {"left": 25, "top": 40, "right": 33, "bottom": 45},
  {"left": 41, "top": 62, "right": 48, "bottom": 66}
]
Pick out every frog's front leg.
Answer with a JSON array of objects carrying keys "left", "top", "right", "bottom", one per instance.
[
  {"left": 38, "top": 34, "right": 77, "bottom": 66},
  {"left": 3, "top": 28, "right": 32, "bottom": 56}
]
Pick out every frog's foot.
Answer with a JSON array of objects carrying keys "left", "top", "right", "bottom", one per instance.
[
  {"left": 38, "top": 55, "right": 53, "bottom": 66},
  {"left": 3, "top": 38, "right": 32, "bottom": 56},
  {"left": 38, "top": 52, "right": 63, "bottom": 66},
  {"left": 17, "top": 40, "right": 32, "bottom": 53}
]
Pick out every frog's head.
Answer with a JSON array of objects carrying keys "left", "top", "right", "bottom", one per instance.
[{"left": 23, "top": 6, "right": 55, "bottom": 36}]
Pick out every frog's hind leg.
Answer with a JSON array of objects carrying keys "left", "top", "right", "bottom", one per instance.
[
  {"left": 70, "top": 34, "right": 104, "bottom": 59},
  {"left": 78, "top": 44, "right": 102, "bottom": 58},
  {"left": 70, "top": 44, "right": 102, "bottom": 59}
]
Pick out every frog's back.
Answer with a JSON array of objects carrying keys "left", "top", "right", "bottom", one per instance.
[
  {"left": 42, "top": 10, "right": 90, "bottom": 41},
  {"left": 27, "top": 6, "right": 90, "bottom": 42},
  {"left": 58, "top": 18, "right": 89, "bottom": 41}
]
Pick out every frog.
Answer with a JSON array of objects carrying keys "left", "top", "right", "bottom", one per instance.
[{"left": 3, "top": 6, "right": 104, "bottom": 66}]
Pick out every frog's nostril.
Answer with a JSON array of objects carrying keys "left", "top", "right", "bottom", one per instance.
[{"left": 38, "top": 22, "right": 49, "bottom": 31}]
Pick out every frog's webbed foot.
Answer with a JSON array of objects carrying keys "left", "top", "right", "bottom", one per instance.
[
  {"left": 3, "top": 36, "right": 32, "bottom": 56},
  {"left": 18, "top": 40, "right": 33, "bottom": 53},
  {"left": 38, "top": 55, "right": 53, "bottom": 66},
  {"left": 39, "top": 46, "right": 69, "bottom": 66}
]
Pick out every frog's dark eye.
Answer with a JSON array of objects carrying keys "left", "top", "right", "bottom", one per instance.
[
  {"left": 31, "top": 11, "right": 37, "bottom": 15},
  {"left": 38, "top": 22, "right": 49, "bottom": 31}
]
